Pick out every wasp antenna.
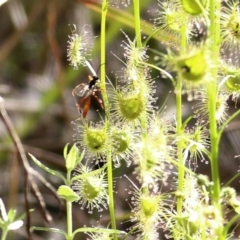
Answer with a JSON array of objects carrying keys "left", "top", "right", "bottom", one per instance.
[
  {"left": 96, "top": 63, "right": 105, "bottom": 75},
  {"left": 85, "top": 60, "right": 97, "bottom": 76}
]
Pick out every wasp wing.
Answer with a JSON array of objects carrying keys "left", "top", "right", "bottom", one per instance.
[
  {"left": 82, "top": 96, "right": 91, "bottom": 118},
  {"left": 72, "top": 84, "right": 89, "bottom": 97}
]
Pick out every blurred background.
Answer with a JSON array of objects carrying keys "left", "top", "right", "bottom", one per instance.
[{"left": 1, "top": 0, "right": 240, "bottom": 239}]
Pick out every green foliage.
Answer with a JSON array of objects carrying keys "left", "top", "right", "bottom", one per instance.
[
  {"left": 57, "top": 186, "right": 80, "bottom": 202},
  {"left": 27, "top": 0, "right": 240, "bottom": 240},
  {"left": 0, "top": 198, "right": 24, "bottom": 240}
]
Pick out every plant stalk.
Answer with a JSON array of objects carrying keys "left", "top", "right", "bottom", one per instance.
[
  {"left": 208, "top": 0, "right": 221, "bottom": 204},
  {"left": 100, "top": 1, "right": 117, "bottom": 239},
  {"left": 176, "top": 20, "right": 187, "bottom": 213},
  {"left": 66, "top": 170, "right": 73, "bottom": 240}
]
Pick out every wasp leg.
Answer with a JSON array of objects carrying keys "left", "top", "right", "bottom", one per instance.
[{"left": 92, "top": 93, "right": 104, "bottom": 110}]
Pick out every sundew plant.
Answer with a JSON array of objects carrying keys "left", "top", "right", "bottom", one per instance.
[{"left": 30, "top": 0, "right": 240, "bottom": 239}]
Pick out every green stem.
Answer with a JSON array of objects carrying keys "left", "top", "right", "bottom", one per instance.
[
  {"left": 218, "top": 108, "right": 240, "bottom": 144},
  {"left": 133, "top": 0, "right": 149, "bottom": 196},
  {"left": 100, "top": 1, "right": 117, "bottom": 238},
  {"left": 176, "top": 80, "right": 184, "bottom": 212},
  {"left": 133, "top": 0, "right": 142, "bottom": 48},
  {"left": 208, "top": 0, "right": 221, "bottom": 204},
  {"left": 208, "top": 1, "right": 225, "bottom": 237},
  {"left": 1, "top": 229, "right": 8, "bottom": 240},
  {"left": 224, "top": 170, "right": 240, "bottom": 187},
  {"left": 176, "top": 21, "right": 187, "bottom": 213},
  {"left": 132, "top": 0, "right": 147, "bottom": 132},
  {"left": 66, "top": 201, "right": 73, "bottom": 240},
  {"left": 224, "top": 213, "right": 240, "bottom": 234},
  {"left": 107, "top": 153, "right": 116, "bottom": 233},
  {"left": 66, "top": 170, "right": 73, "bottom": 240},
  {"left": 100, "top": 1, "right": 109, "bottom": 113},
  {"left": 145, "top": 62, "right": 175, "bottom": 85}
]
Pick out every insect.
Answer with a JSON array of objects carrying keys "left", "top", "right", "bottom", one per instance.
[{"left": 72, "top": 61, "right": 104, "bottom": 118}]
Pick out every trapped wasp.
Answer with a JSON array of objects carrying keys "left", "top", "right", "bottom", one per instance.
[{"left": 72, "top": 60, "right": 104, "bottom": 118}]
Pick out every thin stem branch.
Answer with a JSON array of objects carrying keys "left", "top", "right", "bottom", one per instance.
[{"left": 0, "top": 96, "right": 52, "bottom": 239}]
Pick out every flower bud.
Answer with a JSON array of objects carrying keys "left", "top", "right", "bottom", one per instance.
[
  {"left": 176, "top": 50, "right": 207, "bottom": 82},
  {"left": 117, "top": 91, "right": 145, "bottom": 121}
]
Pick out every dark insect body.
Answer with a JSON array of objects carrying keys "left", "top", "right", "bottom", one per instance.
[{"left": 72, "top": 75, "right": 104, "bottom": 118}]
